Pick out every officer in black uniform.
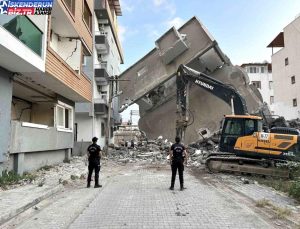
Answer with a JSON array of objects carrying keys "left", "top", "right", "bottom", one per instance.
[
  {"left": 87, "top": 137, "right": 102, "bottom": 188},
  {"left": 169, "top": 136, "right": 187, "bottom": 191}
]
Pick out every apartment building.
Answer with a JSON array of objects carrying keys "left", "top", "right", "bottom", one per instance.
[
  {"left": 241, "top": 63, "right": 274, "bottom": 114},
  {"left": 0, "top": 0, "right": 93, "bottom": 175},
  {"left": 267, "top": 15, "right": 300, "bottom": 120},
  {"left": 75, "top": 0, "right": 124, "bottom": 151}
]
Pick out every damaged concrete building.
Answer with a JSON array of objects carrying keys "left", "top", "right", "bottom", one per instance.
[{"left": 119, "top": 17, "right": 265, "bottom": 143}]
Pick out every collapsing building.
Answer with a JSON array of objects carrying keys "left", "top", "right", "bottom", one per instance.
[{"left": 119, "top": 17, "right": 264, "bottom": 143}]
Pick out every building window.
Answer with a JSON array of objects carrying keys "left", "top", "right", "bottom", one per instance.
[
  {"left": 269, "top": 81, "right": 273, "bottom": 89},
  {"left": 291, "top": 76, "right": 296, "bottom": 84},
  {"left": 252, "top": 81, "right": 261, "bottom": 89},
  {"left": 270, "top": 96, "right": 274, "bottom": 105},
  {"left": 83, "top": 1, "right": 92, "bottom": 31},
  {"left": 250, "top": 67, "right": 257, "bottom": 73},
  {"left": 64, "top": 0, "right": 75, "bottom": 16},
  {"left": 1, "top": 16, "right": 42, "bottom": 56},
  {"left": 285, "top": 57, "right": 289, "bottom": 66},
  {"left": 56, "top": 103, "right": 73, "bottom": 131},
  {"left": 261, "top": 67, "right": 265, "bottom": 73},
  {"left": 293, "top": 99, "right": 297, "bottom": 107},
  {"left": 101, "top": 122, "right": 105, "bottom": 137}
]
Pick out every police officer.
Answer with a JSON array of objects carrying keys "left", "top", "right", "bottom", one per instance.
[
  {"left": 87, "top": 137, "right": 102, "bottom": 188},
  {"left": 169, "top": 136, "right": 187, "bottom": 191}
]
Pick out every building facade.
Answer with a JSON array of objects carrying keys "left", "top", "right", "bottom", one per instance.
[
  {"left": 75, "top": 0, "right": 123, "bottom": 153},
  {"left": 0, "top": 0, "right": 93, "bottom": 175},
  {"left": 241, "top": 63, "right": 274, "bottom": 114},
  {"left": 267, "top": 15, "right": 300, "bottom": 120}
]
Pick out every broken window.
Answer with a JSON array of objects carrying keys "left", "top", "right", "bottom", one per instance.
[{"left": 252, "top": 81, "right": 261, "bottom": 89}]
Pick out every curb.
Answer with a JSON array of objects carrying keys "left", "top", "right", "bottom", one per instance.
[{"left": 0, "top": 184, "right": 63, "bottom": 225}]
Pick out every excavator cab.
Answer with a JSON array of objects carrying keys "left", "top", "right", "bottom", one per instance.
[{"left": 219, "top": 115, "right": 263, "bottom": 153}]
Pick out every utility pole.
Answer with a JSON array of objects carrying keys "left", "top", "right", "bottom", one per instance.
[{"left": 105, "top": 76, "right": 130, "bottom": 151}]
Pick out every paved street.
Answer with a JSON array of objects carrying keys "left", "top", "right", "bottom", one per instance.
[
  {"left": 2, "top": 161, "right": 297, "bottom": 229},
  {"left": 69, "top": 164, "right": 274, "bottom": 229}
]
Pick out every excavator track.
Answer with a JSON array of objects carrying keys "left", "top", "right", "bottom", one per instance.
[{"left": 205, "top": 153, "right": 290, "bottom": 178}]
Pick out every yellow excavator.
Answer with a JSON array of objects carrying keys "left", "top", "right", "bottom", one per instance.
[{"left": 176, "top": 65, "right": 300, "bottom": 177}]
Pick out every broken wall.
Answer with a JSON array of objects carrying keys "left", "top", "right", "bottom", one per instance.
[{"left": 119, "top": 17, "right": 264, "bottom": 143}]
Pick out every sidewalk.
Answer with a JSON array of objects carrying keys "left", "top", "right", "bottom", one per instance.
[{"left": 0, "top": 157, "right": 88, "bottom": 225}]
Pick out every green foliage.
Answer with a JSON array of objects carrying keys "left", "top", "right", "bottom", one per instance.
[
  {"left": 288, "top": 180, "right": 300, "bottom": 200},
  {"left": 0, "top": 170, "right": 37, "bottom": 188}
]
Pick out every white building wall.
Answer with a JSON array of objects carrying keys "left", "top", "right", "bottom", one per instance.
[
  {"left": 244, "top": 65, "right": 274, "bottom": 113},
  {"left": 50, "top": 33, "right": 81, "bottom": 71},
  {"left": 75, "top": 114, "right": 93, "bottom": 142},
  {"left": 272, "top": 16, "right": 300, "bottom": 120}
]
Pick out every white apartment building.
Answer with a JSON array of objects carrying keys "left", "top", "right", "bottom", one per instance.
[
  {"left": 241, "top": 63, "right": 274, "bottom": 114},
  {"left": 267, "top": 15, "right": 300, "bottom": 120},
  {"left": 75, "top": 0, "right": 123, "bottom": 152}
]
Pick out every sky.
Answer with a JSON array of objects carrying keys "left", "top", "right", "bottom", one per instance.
[{"left": 118, "top": 0, "right": 300, "bottom": 124}]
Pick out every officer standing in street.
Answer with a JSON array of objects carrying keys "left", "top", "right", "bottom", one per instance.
[
  {"left": 87, "top": 137, "right": 102, "bottom": 188},
  {"left": 169, "top": 136, "right": 187, "bottom": 191}
]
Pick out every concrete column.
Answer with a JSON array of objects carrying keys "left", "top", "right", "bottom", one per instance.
[
  {"left": 64, "top": 148, "right": 71, "bottom": 162},
  {"left": 0, "top": 68, "right": 13, "bottom": 167},
  {"left": 14, "top": 153, "right": 25, "bottom": 175}
]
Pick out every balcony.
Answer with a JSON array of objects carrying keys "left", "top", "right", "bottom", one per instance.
[
  {"left": 94, "top": 94, "right": 108, "bottom": 104},
  {"left": 94, "top": 0, "right": 124, "bottom": 63},
  {"left": 95, "top": 63, "right": 109, "bottom": 86},
  {"left": 95, "top": 31, "right": 110, "bottom": 54},
  {"left": 10, "top": 121, "right": 73, "bottom": 154},
  {"left": 94, "top": 103, "right": 108, "bottom": 115}
]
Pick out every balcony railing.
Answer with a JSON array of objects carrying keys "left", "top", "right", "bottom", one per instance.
[
  {"left": 95, "top": 31, "right": 110, "bottom": 54},
  {"left": 94, "top": 94, "right": 108, "bottom": 104},
  {"left": 94, "top": 62, "right": 109, "bottom": 86},
  {"left": 94, "top": 103, "right": 108, "bottom": 114}
]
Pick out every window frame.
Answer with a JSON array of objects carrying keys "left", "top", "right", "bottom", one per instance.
[
  {"left": 83, "top": 0, "right": 92, "bottom": 32},
  {"left": 63, "top": 0, "right": 76, "bottom": 17},
  {"left": 252, "top": 81, "right": 261, "bottom": 89},
  {"left": 101, "top": 122, "right": 105, "bottom": 137},
  {"left": 291, "top": 76, "right": 296, "bottom": 84},
  {"left": 55, "top": 101, "right": 73, "bottom": 132},
  {"left": 285, "top": 57, "right": 289, "bottom": 66},
  {"left": 270, "top": 96, "right": 274, "bottom": 105},
  {"left": 293, "top": 98, "right": 297, "bottom": 107}
]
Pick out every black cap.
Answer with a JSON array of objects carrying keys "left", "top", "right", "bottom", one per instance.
[
  {"left": 175, "top": 136, "right": 180, "bottom": 143},
  {"left": 92, "top": 137, "right": 98, "bottom": 142}
]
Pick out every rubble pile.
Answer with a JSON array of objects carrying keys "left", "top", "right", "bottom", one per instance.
[
  {"left": 109, "top": 130, "right": 219, "bottom": 169},
  {"left": 287, "top": 118, "right": 300, "bottom": 129},
  {"left": 108, "top": 136, "right": 171, "bottom": 165},
  {"left": 4, "top": 157, "right": 87, "bottom": 190}
]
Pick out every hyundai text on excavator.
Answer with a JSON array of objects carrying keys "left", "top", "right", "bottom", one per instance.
[{"left": 176, "top": 65, "right": 300, "bottom": 177}]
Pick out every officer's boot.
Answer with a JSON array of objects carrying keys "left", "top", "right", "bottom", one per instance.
[
  {"left": 94, "top": 178, "right": 102, "bottom": 188},
  {"left": 87, "top": 177, "right": 91, "bottom": 188}
]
